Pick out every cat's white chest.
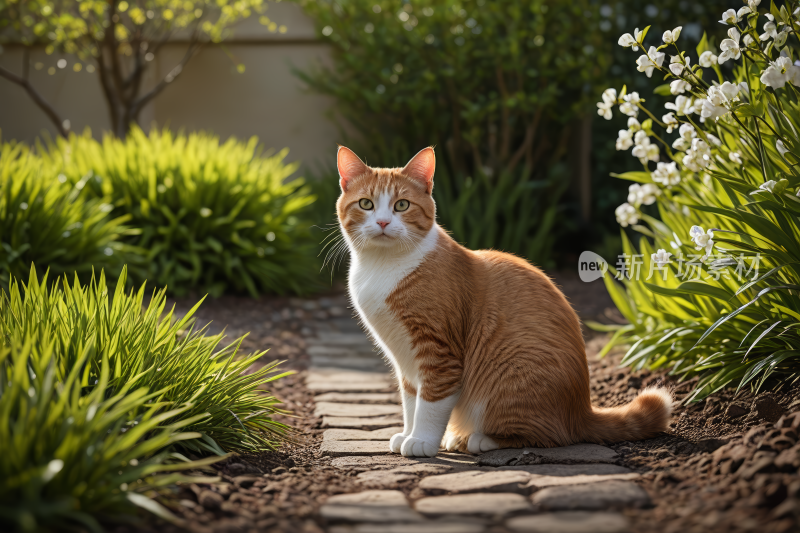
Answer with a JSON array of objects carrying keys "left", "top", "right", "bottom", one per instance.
[{"left": 347, "top": 228, "right": 439, "bottom": 387}]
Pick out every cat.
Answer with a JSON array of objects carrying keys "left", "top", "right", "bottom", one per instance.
[{"left": 336, "top": 145, "right": 672, "bottom": 457}]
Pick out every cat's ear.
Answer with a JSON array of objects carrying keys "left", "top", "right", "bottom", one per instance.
[
  {"left": 402, "top": 147, "right": 435, "bottom": 194},
  {"left": 337, "top": 146, "right": 369, "bottom": 191}
]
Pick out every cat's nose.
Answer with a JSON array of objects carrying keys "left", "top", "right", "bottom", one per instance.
[{"left": 377, "top": 220, "right": 390, "bottom": 229}]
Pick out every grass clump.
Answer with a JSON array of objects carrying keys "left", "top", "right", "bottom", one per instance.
[
  {"left": 0, "top": 266, "right": 290, "bottom": 531},
  {"left": 1, "top": 128, "right": 320, "bottom": 296},
  {"left": 0, "top": 140, "right": 131, "bottom": 289}
]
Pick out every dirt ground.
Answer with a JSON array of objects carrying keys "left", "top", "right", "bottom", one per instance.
[{"left": 131, "top": 273, "right": 800, "bottom": 533}]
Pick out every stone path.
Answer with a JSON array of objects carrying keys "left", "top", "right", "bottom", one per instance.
[{"left": 309, "top": 315, "right": 650, "bottom": 532}]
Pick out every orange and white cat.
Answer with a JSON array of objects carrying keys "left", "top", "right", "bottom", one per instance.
[{"left": 336, "top": 145, "right": 672, "bottom": 458}]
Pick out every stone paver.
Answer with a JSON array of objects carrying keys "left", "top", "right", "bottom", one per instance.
[
  {"left": 506, "top": 511, "right": 630, "bottom": 533},
  {"left": 309, "top": 381, "right": 393, "bottom": 392},
  {"left": 357, "top": 464, "right": 455, "bottom": 488},
  {"left": 315, "top": 392, "right": 400, "bottom": 404},
  {"left": 323, "top": 427, "right": 403, "bottom": 441},
  {"left": 311, "top": 355, "right": 390, "bottom": 371},
  {"left": 526, "top": 473, "right": 640, "bottom": 490},
  {"left": 417, "top": 468, "right": 640, "bottom": 494},
  {"left": 320, "top": 490, "right": 422, "bottom": 523},
  {"left": 502, "top": 464, "right": 632, "bottom": 476},
  {"left": 416, "top": 493, "right": 532, "bottom": 516},
  {"left": 309, "top": 345, "right": 375, "bottom": 357},
  {"left": 530, "top": 480, "right": 651, "bottom": 511},
  {"left": 307, "top": 368, "right": 391, "bottom": 383},
  {"left": 312, "top": 332, "right": 377, "bottom": 346},
  {"left": 321, "top": 441, "right": 391, "bottom": 457},
  {"left": 315, "top": 402, "right": 403, "bottom": 418},
  {"left": 419, "top": 470, "right": 531, "bottom": 494},
  {"left": 478, "top": 444, "right": 618, "bottom": 467},
  {"left": 330, "top": 522, "right": 486, "bottom": 533},
  {"left": 331, "top": 454, "right": 478, "bottom": 470},
  {"left": 322, "top": 415, "right": 404, "bottom": 429}
]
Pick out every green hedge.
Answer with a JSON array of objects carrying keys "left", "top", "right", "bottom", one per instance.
[
  {"left": 0, "top": 266, "right": 289, "bottom": 531},
  {"left": 0, "top": 140, "right": 130, "bottom": 288},
  {"left": 2, "top": 128, "right": 319, "bottom": 296}
]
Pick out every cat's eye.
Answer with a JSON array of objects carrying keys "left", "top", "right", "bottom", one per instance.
[
  {"left": 359, "top": 198, "right": 374, "bottom": 210},
  {"left": 394, "top": 199, "right": 410, "bottom": 212}
]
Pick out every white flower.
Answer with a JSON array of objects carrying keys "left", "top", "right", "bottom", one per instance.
[
  {"left": 652, "top": 249, "right": 672, "bottom": 267},
  {"left": 670, "top": 79, "right": 691, "bottom": 94},
  {"left": 719, "top": 28, "right": 742, "bottom": 64},
  {"left": 652, "top": 161, "right": 681, "bottom": 187},
  {"left": 760, "top": 15, "right": 777, "bottom": 41},
  {"left": 619, "top": 28, "right": 643, "bottom": 51},
  {"left": 601, "top": 88, "right": 617, "bottom": 104},
  {"left": 729, "top": 151, "right": 743, "bottom": 164},
  {"left": 636, "top": 47, "right": 665, "bottom": 78},
  {"left": 627, "top": 184, "right": 642, "bottom": 204},
  {"left": 689, "top": 225, "right": 715, "bottom": 258},
  {"left": 737, "top": 7, "right": 752, "bottom": 19},
  {"left": 615, "top": 202, "right": 639, "bottom": 227},
  {"left": 628, "top": 183, "right": 660, "bottom": 206},
  {"left": 665, "top": 95, "right": 695, "bottom": 116},
  {"left": 662, "top": 112, "right": 679, "bottom": 133},
  {"left": 758, "top": 180, "right": 777, "bottom": 192},
  {"left": 620, "top": 92, "right": 641, "bottom": 117},
  {"left": 760, "top": 56, "right": 800, "bottom": 89},
  {"left": 616, "top": 129, "right": 634, "bottom": 150},
  {"left": 743, "top": 34, "right": 755, "bottom": 47},
  {"left": 627, "top": 117, "right": 641, "bottom": 131},
  {"left": 748, "top": 0, "right": 761, "bottom": 9},
  {"left": 679, "top": 123, "right": 697, "bottom": 140},
  {"left": 719, "top": 81, "right": 740, "bottom": 101},
  {"left": 777, "top": 139, "right": 789, "bottom": 157},
  {"left": 707, "top": 134, "right": 722, "bottom": 146},
  {"left": 669, "top": 55, "right": 690, "bottom": 76},
  {"left": 683, "top": 139, "right": 711, "bottom": 172},
  {"left": 698, "top": 86, "right": 731, "bottom": 121},
  {"left": 632, "top": 136, "right": 660, "bottom": 163},
  {"left": 597, "top": 88, "right": 618, "bottom": 119},
  {"left": 672, "top": 137, "right": 691, "bottom": 151},
  {"left": 699, "top": 51, "right": 718, "bottom": 68},
  {"left": 662, "top": 26, "right": 682, "bottom": 44},
  {"left": 719, "top": 8, "right": 738, "bottom": 25}
]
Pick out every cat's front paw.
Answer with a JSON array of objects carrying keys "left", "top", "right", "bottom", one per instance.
[
  {"left": 389, "top": 433, "right": 408, "bottom": 453},
  {"left": 400, "top": 436, "right": 439, "bottom": 457}
]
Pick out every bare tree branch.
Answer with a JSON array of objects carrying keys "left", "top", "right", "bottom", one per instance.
[
  {"left": 130, "top": 37, "right": 202, "bottom": 117},
  {"left": 0, "top": 50, "right": 68, "bottom": 137}
]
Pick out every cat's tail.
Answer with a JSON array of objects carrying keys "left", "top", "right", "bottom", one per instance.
[{"left": 583, "top": 387, "right": 673, "bottom": 443}]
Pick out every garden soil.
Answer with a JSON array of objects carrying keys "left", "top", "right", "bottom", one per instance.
[{"left": 126, "top": 273, "right": 800, "bottom": 533}]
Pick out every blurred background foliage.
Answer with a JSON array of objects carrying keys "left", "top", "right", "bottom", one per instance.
[{"left": 297, "top": 0, "right": 741, "bottom": 268}]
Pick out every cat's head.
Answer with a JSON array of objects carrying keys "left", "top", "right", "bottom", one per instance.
[{"left": 336, "top": 146, "right": 436, "bottom": 252}]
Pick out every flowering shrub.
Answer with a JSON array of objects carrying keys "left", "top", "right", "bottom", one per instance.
[{"left": 596, "top": 0, "right": 800, "bottom": 401}]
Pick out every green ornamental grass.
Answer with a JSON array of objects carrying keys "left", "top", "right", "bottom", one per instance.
[
  {"left": 0, "top": 139, "right": 131, "bottom": 289},
  {"left": 39, "top": 127, "right": 319, "bottom": 296},
  {"left": 0, "top": 266, "right": 292, "bottom": 530}
]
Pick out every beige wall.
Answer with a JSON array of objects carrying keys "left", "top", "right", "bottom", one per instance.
[{"left": 0, "top": 2, "right": 341, "bottom": 175}]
